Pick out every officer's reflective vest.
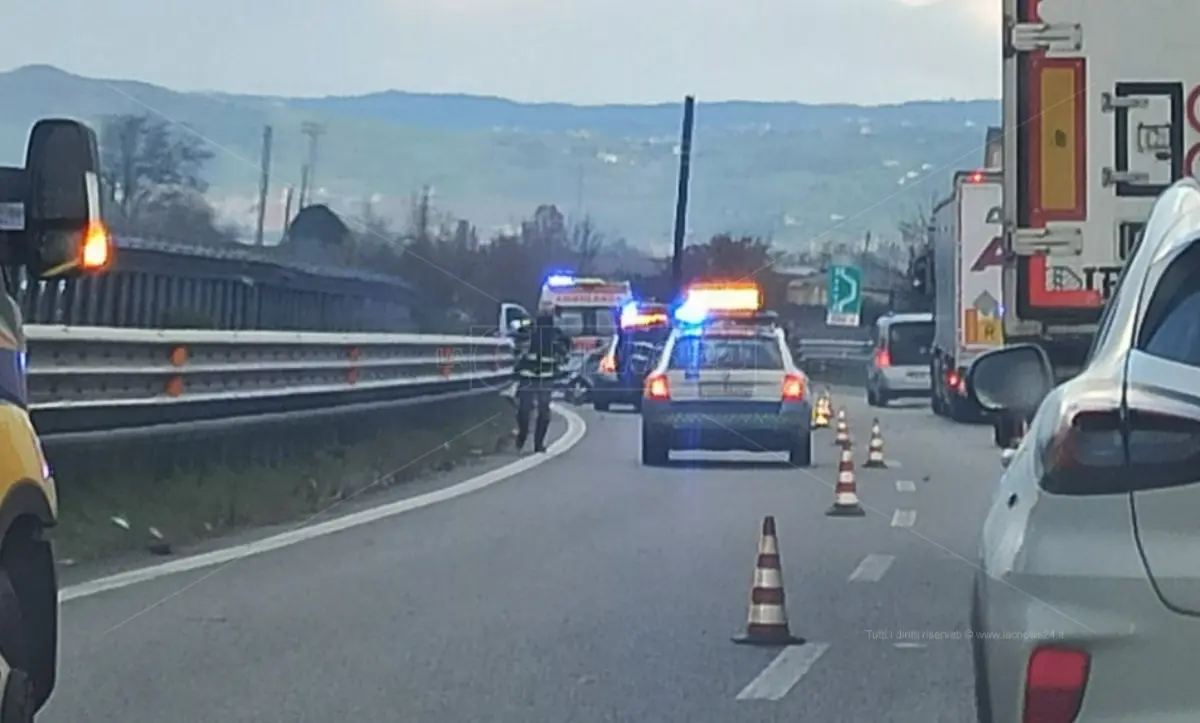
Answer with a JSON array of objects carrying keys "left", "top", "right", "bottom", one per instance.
[{"left": 514, "top": 323, "right": 563, "bottom": 379}]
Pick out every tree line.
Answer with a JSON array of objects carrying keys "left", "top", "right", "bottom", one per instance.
[{"left": 97, "top": 112, "right": 917, "bottom": 331}]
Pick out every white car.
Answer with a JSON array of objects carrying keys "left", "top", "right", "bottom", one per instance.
[
  {"left": 639, "top": 307, "right": 812, "bottom": 467},
  {"left": 968, "top": 178, "right": 1200, "bottom": 722}
]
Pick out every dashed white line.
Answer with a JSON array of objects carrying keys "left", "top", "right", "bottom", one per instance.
[
  {"left": 885, "top": 459, "right": 902, "bottom": 469},
  {"left": 848, "top": 553, "right": 894, "bottom": 582},
  {"left": 891, "top": 509, "right": 917, "bottom": 528},
  {"left": 895, "top": 480, "right": 916, "bottom": 492},
  {"left": 735, "top": 643, "right": 831, "bottom": 701}
]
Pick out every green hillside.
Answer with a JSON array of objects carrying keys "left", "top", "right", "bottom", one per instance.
[{"left": 0, "top": 64, "right": 999, "bottom": 247}]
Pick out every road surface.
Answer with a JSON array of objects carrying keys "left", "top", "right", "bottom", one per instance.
[{"left": 43, "top": 387, "right": 996, "bottom": 722}]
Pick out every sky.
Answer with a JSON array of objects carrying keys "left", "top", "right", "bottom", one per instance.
[{"left": 0, "top": 0, "right": 1000, "bottom": 104}]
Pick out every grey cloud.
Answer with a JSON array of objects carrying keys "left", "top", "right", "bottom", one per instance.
[{"left": 0, "top": 0, "right": 998, "bottom": 103}]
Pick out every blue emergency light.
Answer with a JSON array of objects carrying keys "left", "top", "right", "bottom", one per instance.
[{"left": 545, "top": 274, "right": 575, "bottom": 288}]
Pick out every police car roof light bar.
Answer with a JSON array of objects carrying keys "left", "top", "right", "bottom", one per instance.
[{"left": 683, "top": 282, "right": 762, "bottom": 312}]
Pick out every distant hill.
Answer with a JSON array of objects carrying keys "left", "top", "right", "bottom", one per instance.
[{"left": 0, "top": 64, "right": 999, "bottom": 248}]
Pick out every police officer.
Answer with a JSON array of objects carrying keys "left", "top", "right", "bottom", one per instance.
[{"left": 512, "top": 301, "right": 571, "bottom": 451}]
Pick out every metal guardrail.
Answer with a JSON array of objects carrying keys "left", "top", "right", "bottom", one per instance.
[
  {"left": 25, "top": 326, "right": 514, "bottom": 443},
  {"left": 794, "top": 338, "right": 873, "bottom": 363},
  {"left": 20, "top": 331, "right": 865, "bottom": 448}
]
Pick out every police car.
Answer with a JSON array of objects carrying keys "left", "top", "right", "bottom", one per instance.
[
  {"left": 639, "top": 282, "right": 813, "bottom": 466},
  {"left": 592, "top": 301, "right": 671, "bottom": 411}
]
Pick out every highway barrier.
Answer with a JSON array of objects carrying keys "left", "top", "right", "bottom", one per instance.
[
  {"left": 26, "top": 325, "right": 515, "bottom": 448},
  {"left": 793, "top": 338, "right": 872, "bottom": 386}
]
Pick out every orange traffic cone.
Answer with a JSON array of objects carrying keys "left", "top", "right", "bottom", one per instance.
[
  {"left": 826, "top": 443, "right": 866, "bottom": 517},
  {"left": 864, "top": 419, "right": 887, "bottom": 468},
  {"left": 834, "top": 409, "right": 850, "bottom": 447},
  {"left": 733, "top": 516, "right": 805, "bottom": 646}
]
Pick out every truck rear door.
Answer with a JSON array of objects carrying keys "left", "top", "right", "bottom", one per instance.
[
  {"left": 958, "top": 174, "right": 1004, "bottom": 360},
  {"left": 1004, "top": 0, "right": 1197, "bottom": 332}
]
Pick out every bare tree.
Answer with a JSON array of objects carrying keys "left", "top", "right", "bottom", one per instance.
[
  {"left": 99, "top": 113, "right": 215, "bottom": 223},
  {"left": 569, "top": 216, "right": 605, "bottom": 273}
]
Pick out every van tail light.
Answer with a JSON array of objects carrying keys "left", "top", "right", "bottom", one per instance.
[
  {"left": 645, "top": 374, "right": 669, "bottom": 400},
  {"left": 1023, "top": 646, "right": 1089, "bottom": 723},
  {"left": 875, "top": 349, "right": 891, "bottom": 368},
  {"left": 946, "top": 369, "right": 961, "bottom": 391},
  {"left": 782, "top": 373, "right": 805, "bottom": 400},
  {"left": 599, "top": 354, "right": 616, "bottom": 375}
]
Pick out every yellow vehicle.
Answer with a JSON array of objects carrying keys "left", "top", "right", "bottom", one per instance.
[{"left": 0, "top": 119, "right": 111, "bottom": 721}]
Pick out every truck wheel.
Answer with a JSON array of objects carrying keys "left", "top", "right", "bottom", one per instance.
[
  {"left": 993, "top": 412, "right": 1018, "bottom": 449},
  {"left": 641, "top": 427, "right": 669, "bottom": 466},
  {"left": 0, "top": 570, "right": 33, "bottom": 723}
]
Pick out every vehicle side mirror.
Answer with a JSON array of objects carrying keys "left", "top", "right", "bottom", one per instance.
[
  {"left": 966, "top": 343, "right": 1053, "bottom": 417},
  {"left": 22, "top": 119, "right": 111, "bottom": 278}
]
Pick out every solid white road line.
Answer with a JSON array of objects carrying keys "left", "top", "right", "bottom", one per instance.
[
  {"left": 891, "top": 509, "right": 917, "bottom": 528},
  {"left": 895, "top": 480, "right": 916, "bottom": 492},
  {"left": 885, "top": 459, "right": 902, "bottom": 469},
  {"left": 736, "top": 643, "right": 831, "bottom": 701},
  {"left": 60, "top": 405, "right": 588, "bottom": 603},
  {"left": 848, "top": 553, "right": 894, "bottom": 582}
]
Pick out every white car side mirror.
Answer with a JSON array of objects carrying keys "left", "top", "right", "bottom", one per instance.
[{"left": 1000, "top": 448, "right": 1016, "bottom": 469}]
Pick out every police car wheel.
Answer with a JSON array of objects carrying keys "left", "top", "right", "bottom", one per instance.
[{"left": 788, "top": 432, "right": 812, "bottom": 467}]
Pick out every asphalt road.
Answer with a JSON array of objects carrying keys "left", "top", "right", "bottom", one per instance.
[{"left": 43, "top": 387, "right": 999, "bottom": 723}]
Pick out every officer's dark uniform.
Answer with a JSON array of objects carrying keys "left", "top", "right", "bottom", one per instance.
[{"left": 512, "top": 312, "right": 571, "bottom": 451}]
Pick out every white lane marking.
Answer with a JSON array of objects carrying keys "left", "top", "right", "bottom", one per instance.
[
  {"left": 60, "top": 406, "right": 588, "bottom": 603},
  {"left": 895, "top": 480, "right": 916, "bottom": 492},
  {"left": 891, "top": 509, "right": 917, "bottom": 528},
  {"left": 885, "top": 459, "right": 902, "bottom": 469},
  {"left": 735, "top": 643, "right": 830, "bottom": 701},
  {"left": 848, "top": 553, "right": 894, "bottom": 582},
  {"left": 894, "top": 642, "right": 927, "bottom": 649}
]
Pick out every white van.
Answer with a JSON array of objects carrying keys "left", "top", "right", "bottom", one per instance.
[{"left": 865, "top": 312, "right": 934, "bottom": 407}]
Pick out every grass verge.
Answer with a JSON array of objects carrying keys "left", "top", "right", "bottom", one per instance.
[{"left": 52, "top": 394, "right": 515, "bottom": 564}]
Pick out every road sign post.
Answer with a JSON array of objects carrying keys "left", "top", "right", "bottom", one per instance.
[{"left": 826, "top": 264, "right": 863, "bottom": 327}]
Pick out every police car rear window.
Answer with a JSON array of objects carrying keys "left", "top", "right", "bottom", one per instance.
[{"left": 668, "top": 336, "right": 783, "bottom": 370}]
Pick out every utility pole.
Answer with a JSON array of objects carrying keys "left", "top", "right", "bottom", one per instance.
[
  {"left": 282, "top": 186, "right": 294, "bottom": 237},
  {"left": 670, "top": 96, "right": 695, "bottom": 297},
  {"left": 299, "top": 121, "right": 325, "bottom": 207},
  {"left": 254, "top": 125, "right": 273, "bottom": 246}
]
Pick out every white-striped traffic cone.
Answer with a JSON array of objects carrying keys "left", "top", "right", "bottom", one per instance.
[
  {"left": 864, "top": 419, "right": 887, "bottom": 468},
  {"left": 733, "top": 516, "right": 805, "bottom": 646},
  {"left": 834, "top": 408, "right": 850, "bottom": 447},
  {"left": 827, "top": 443, "right": 866, "bottom": 517}
]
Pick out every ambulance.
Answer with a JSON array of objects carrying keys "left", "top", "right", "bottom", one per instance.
[{"left": 536, "top": 275, "right": 632, "bottom": 353}]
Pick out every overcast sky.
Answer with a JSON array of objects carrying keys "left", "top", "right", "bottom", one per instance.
[{"left": 1, "top": 0, "right": 1000, "bottom": 104}]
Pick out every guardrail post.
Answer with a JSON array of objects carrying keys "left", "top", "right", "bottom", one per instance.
[{"left": 167, "top": 345, "right": 187, "bottom": 396}]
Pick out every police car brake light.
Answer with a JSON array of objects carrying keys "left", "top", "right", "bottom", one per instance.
[{"left": 782, "top": 373, "right": 805, "bottom": 400}]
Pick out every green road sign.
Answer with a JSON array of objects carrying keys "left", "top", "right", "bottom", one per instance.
[{"left": 826, "top": 264, "right": 863, "bottom": 327}]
